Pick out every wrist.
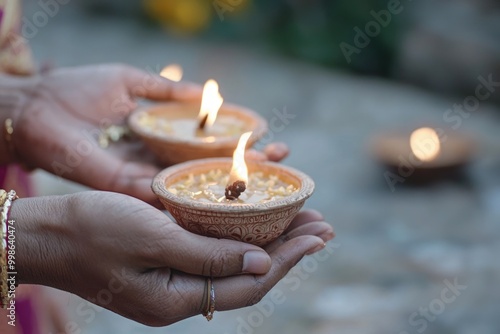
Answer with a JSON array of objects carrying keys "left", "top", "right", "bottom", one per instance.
[
  {"left": 9, "top": 194, "right": 74, "bottom": 287},
  {"left": 0, "top": 74, "right": 42, "bottom": 165}
]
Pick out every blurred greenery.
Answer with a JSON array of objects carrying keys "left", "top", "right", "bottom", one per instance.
[
  {"left": 208, "top": 0, "right": 402, "bottom": 75},
  {"left": 87, "top": 0, "right": 403, "bottom": 76}
]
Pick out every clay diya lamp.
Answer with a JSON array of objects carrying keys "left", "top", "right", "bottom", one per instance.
[
  {"left": 128, "top": 79, "right": 267, "bottom": 165},
  {"left": 372, "top": 127, "right": 476, "bottom": 183},
  {"left": 152, "top": 132, "right": 315, "bottom": 246}
]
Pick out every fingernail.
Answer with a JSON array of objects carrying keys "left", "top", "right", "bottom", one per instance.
[
  {"left": 273, "top": 142, "right": 289, "bottom": 155},
  {"left": 243, "top": 251, "right": 271, "bottom": 274},
  {"left": 306, "top": 242, "right": 326, "bottom": 255},
  {"left": 264, "top": 142, "right": 289, "bottom": 161},
  {"left": 319, "top": 231, "right": 335, "bottom": 242}
]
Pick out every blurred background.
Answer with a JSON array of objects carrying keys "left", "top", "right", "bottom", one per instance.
[{"left": 23, "top": 0, "right": 500, "bottom": 333}]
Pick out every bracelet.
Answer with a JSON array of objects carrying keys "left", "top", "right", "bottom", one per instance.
[{"left": 0, "top": 189, "right": 17, "bottom": 309}]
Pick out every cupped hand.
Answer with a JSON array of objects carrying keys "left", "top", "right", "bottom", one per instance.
[
  {"left": 12, "top": 64, "right": 288, "bottom": 203},
  {"left": 14, "top": 192, "right": 334, "bottom": 326}
]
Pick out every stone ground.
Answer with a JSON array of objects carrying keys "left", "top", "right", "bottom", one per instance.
[{"left": 22, "top": 2, "right": 500, "bottom": 334}]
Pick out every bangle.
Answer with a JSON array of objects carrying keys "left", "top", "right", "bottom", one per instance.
[{"left": 0, "top": 189, "right": 17, "bottom": 309}]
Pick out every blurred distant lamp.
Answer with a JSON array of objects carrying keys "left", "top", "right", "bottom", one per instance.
[
  {"left": 410, "top": 127, "right": 441, "bottom": 162},
  {"left": 371, "top": 127, "right": 475, "bottom": 183}
]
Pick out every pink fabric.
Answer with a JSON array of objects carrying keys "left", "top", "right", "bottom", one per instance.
[
  {"left": 0, "top": 165, "right": 33, "bottom": 197},
  {"left": 1, "top": 168, "right": 39, "bottom": 334}
]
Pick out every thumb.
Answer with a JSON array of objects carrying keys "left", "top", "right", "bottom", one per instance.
[{"left": 150, "top": 224, "right": 272, "bottom": 276}]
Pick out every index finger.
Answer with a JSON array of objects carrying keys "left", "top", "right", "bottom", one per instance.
[{"left": 123, "top": 66, "right": 202, "bottom": 102}]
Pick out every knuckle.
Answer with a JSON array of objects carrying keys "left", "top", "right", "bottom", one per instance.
[
  {"left": 203, "top": 247, "right": 231, "bottom": 277},
  {"left": 245, "top": 280, "right": 268, "bottom": 307},
  {"left": 274, "top": 253, "right": 289, "bottom": 267},
  {"left": 278, "top": 234, "right": 291, "bottom": 244},
  {"left": 137, "top": 272, "right": 187, "bottom": 327}
]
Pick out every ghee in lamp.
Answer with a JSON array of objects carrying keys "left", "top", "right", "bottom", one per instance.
[
  {"left": 128, "top": 77, "right": 268, "bottom": 165},
  {"left": 136, "top": 79, "right": 243, "bottom": 140},
  {"left": 136, "top": 112, "right": 246, "bottom": 141},
  {"left": 167, "top": 169, "right": 298, "bottom": 204},
  {"left": 167, "top": 132, "right": 298, "bottom": 204}
]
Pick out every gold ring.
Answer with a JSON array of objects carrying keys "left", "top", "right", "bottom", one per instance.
[
  {"left": 4, "top": 118, "right": 15, "bottom": 157},
  {"left": 202, "top": 277, "right": 215, "bottom": 321},
  {"left": 3, "top": 119, "right": 33, "bottom": 170}
]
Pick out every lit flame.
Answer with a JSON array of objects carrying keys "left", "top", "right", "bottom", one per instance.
[
  {"left": 229, "top": 132, "right": 252, "bottom": 184},
  {"left": 160, "top": 64, "right": 183, "bottom": 82},
  {"left": 198, "top": 79, "right": 224, "bottom": 128},
  {"left": 410, "top": 127, "right": 441, "bottom": 162}
]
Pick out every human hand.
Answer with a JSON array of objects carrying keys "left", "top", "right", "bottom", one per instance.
[
  {"left": 10, "top": 64, "right": 288, "bottom": 203},
  {"left": 13, "top": 191, "right": 333, "bottom": 326}
]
